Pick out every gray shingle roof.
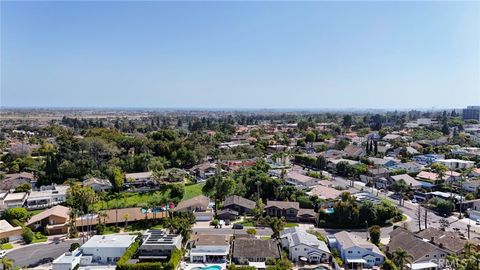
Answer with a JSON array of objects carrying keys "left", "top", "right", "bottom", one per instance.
[{"left": 233, "top": 238, "right": 281, "bottom": 259}]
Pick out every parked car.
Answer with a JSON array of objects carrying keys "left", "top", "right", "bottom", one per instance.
[
  {"left": 0, "top": 250, "right": 7, "bottom": 258},
  {"left": 232, "top": 224, "right": 243, "bottom": 229}
]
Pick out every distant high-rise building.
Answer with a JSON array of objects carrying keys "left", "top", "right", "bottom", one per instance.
[{"left": 462, "top": 106, "right": 480, "bottom": 121}]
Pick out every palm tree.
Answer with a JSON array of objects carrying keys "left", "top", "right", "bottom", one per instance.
[
  {"left": 123, "top": 213, "right": 130, "bottom": 229},
  {"left": 1, "top": 257, "right": 14, "bottom": 270},
  {"left": 463, "top": 241, "right": 475, "bottom": 257},
  {"left": 393, "top": 248, "right": 413, "bottom": 270}
]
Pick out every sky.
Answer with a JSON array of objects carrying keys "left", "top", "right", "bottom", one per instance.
[{"left": 1, "top": 1, "right": 479, "bottom": 110}]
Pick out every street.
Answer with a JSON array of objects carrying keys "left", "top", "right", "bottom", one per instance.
[
  {"left": 6, "top": 239, "right": 80, "bottom": 268},
  {"left": 193, "top": 227, "right": 273, "bottom": 236}
]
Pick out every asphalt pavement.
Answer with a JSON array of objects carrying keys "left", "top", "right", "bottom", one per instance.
[{"left": 6, "top": 239, "right": 80, "bottom": 268}]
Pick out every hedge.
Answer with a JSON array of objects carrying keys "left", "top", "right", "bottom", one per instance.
[{"left": 116, "top": 240, "right": 182, "bottom": 270}]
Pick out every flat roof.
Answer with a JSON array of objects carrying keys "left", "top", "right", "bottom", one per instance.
[
  {"left": 82, "top": 235, "right": 136, "bottom": 249},
  {"left": 190, "top": 245, "right": 229, "bottom": 256},
  {"left": 409, "top": 262, "right": 438, "bottom": 270}
]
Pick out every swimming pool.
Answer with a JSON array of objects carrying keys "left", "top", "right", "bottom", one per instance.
[{"left": 192, "top": 266, "right": 222, "bottom": 270}]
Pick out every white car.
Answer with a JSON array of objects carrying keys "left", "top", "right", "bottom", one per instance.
[{"left": 0, "top": 250, "right": 7, "bottom": 258}]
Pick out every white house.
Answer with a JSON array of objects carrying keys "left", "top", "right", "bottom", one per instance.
[
  {"left": 53, "top": 249, "right": 83, "bottom": 270},
  {"left": 285, "top": 171, "right": 320, "bottom": 189},
  {"left": 81, "top": 234, "right": 136, "bottom": 264},
  {"left": 332, "top": 231, "right": 384, "bottom": 269},
  {"left": 82, "top": 177, "right": 113, "bottom": 192},
  {"left": 25, "top": 185, "right": 69, "bottom": 210},
  {"left": 434, "top": 159, "right": 475, "bottom": 170},
  {"left": 189, "top": 233, "right": 230, "bottom": 264},
  {"left": 280, "top": 227, "right": 330, "bottom": 263},
  {"left": 53, "top": 234, "right": 136, "bottom": 270}
]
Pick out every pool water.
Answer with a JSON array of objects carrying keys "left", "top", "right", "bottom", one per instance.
[{"left": 192, "top": 266, "right": 222, "bottom": 270}]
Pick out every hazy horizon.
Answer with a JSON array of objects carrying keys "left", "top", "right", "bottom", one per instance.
[{"left": 1, "top": 1, "right": 479, "bottom": 109}]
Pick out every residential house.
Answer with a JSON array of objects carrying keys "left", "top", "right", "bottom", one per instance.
[
  {"left": 416, "top": 171, "right": 439, "bottom": 182},
  {"left": 463, "top": 180, "right": 480, "bottom": 192},
  {"left": 174, "top": 195, "right": 213, "bottom": 221},
  {"left": 26, "top": 205, "right": 70, "bottom": 235},
  {"left": 434, "top": 159, "right": 475, "bottom": 170},
  {"left": 53, "top": 249, "right": 82, "bottom": 270},
  {"left": 0, "top": 172, "right": 36, "bottom": 191},
  {"left": 307, "top": 185, "right": 342, "bottom": 200},
  {"left": 386, "top": 227, "right": 449, "bottom": 270},
  {"left": 331, "top": 231, "right": 385, "bottom": 269},
  {"left": 232, "top": 237, "right": 281, "bottom": 267},
  {"left": 416, "top": 228, "right": 466, "bottom": 255},
  {"left": 124, "top": 172, "right": 156, "bottom": 188},
  {"left": 80, "top": 234, "right": 136, "bottom": 265},
  {"left": 191, "top": 163, "right": 217, "bottom": 181},
  {"left": 25, "top": 185, "right": 69, "bottom": 210},
  {"left": 280, "top": 227, "right": 330, "bottom": 263},
  {"left": 443, "top": 171, "right": 462, "bottom": 183},
  {"left": 265, "top": 201, "right": 316, "bottom": 223},
  {"left": 285, "top": 171, "right": 320, "bottom": 189},
  {"left": 389, "top": 162, "right": 424, "bottom": 174},
  {"left": 412, "top": 154, "right": 445, "bottom": 165},
  {"left": 343, "top": 145, "right": 366, "bottom": 158},
  {"left": 367, "top": 157, "right": 398, "bottom": 168},
  {"left": 223, "top": 195, "right": 255, "bottom": 216},
  {"left": 389, "top": 174, "right": 422, "bottom": 190},
  {"left": 82, "top": 177, "right": 112, "bottom": 192},
  {"left": 138, "top": 230, "right": 182, "bottom": 260},
  {"left": 189, "top": 233, "right": 229, "bottom": 264},
  {"left": 0, "top": 219, "right": 23, "bottom": 242},
  {"left": 1, "top": 192, "right": 27, "bottom": 209}
]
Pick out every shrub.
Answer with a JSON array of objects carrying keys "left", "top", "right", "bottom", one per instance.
[
  {"left": 3, "top": 207, "right": 30, "bottom": 223},
  {"left": 246, "top": 228, "right": 256, "bottom": 235},
  {"left": 69, "top": 242, "right": 80, "bottom": 252},
  {"left": 22, "top": 227, "right": 34, "bottom": 244}
]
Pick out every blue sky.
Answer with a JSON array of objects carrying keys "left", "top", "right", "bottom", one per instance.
[{"left": 1, "top": 1, "right": 479, "bottom": 109}]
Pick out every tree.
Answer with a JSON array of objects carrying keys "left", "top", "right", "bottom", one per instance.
[
  {"left": 305, "top": 131, "right": 316, "bottom": 147},
  {"left": 123, "top": 213, "right": 130, "bottom": 229},
  {"left": 342, "top": 114, "right": 353, "bottom": 128},
  {"left": 2, "top": 207, "right": 30, "bottom": 223},
  {"left": 14, "top": 183, "right": 31, "bottom": 193},
  {"left": 439, "top": 218, "right": 450, "bottom": 231},
  {"left": 202, "top": 165, "right": 235, "bottom": 218},
  {"left": 382, "top": 259, "right": 398, "bottom": 270},
  {"left": 246, "top": 228, "right": 257, "bottom": 235},
  {"left": 268, "top": 217, "right": 285, "bottom": 239},
  {"left": 392, "top": 248, "right": 413, "bottom": 270},
  {"left": 369, "top": 225, "right": 381, "bottom": 245},
  {"left": 108, "top": 167, "right": 124, "bottom": 192},
  {"left": 0, "top": 257, "right": 14, "bottom": 270},
  {"left": 253, "top": 199, "right": 265, "bottom": 219},
  {"left": 391, "top": 179, "right": 408, "bottom": 206},
  {"left": 22, "top": 227, "right": 34, "bottom": 244},
  {"left": 69, "top": 242, "right": 80, "bottom": 252}
]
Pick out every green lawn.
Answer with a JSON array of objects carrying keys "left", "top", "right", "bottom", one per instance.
[
  {"left": 94, "top": 190, "right": 171, "bottom": 210},
  {"left": 28, "top": 209, "right": 45, "bottom": 216},
  {"left": 182, "top": 183, "right": 205, "bottom": 201},
  {"left": 0, "top": 243, "right": 13, "bottom": 250},
  {"left": 284, "top": 222, "right": 299, "bottom": 228}
]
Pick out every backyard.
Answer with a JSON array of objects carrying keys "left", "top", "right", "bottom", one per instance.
[{"left": 183, "top": 182, "right": 205, "bottom": 201}]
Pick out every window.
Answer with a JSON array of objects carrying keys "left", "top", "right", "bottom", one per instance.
[
  {"left": 357, "top": 251, "right": 360, "bottom": 254},
  {"left": 348, "top": 251, "right": 352, "bottom": 254},
  {"left": 295, "top": 248, "right": 298, "bottom": 251},
  {"left": 304, "top": 248, "right": 308, "bottom": 251},
  {"left": 376, "top": 258, "right": 380, "bottom": 261},
  {"left": 426, "top": 255, "right": 429, "bottom": 258}
]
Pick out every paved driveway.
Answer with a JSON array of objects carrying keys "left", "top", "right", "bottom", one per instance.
[{"left": 6, "top": 239, "right": 80, "bottom": 268}]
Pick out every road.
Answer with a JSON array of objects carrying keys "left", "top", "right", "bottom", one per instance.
[
  {"left": 6, "top": 239, "right": 80, "bottom": 268},
  {"left": 193, "top": 227, "right": 273, "bottom": 236},
  {"left": 329, "top": 175, "right": 480, "bottom": 241}
]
